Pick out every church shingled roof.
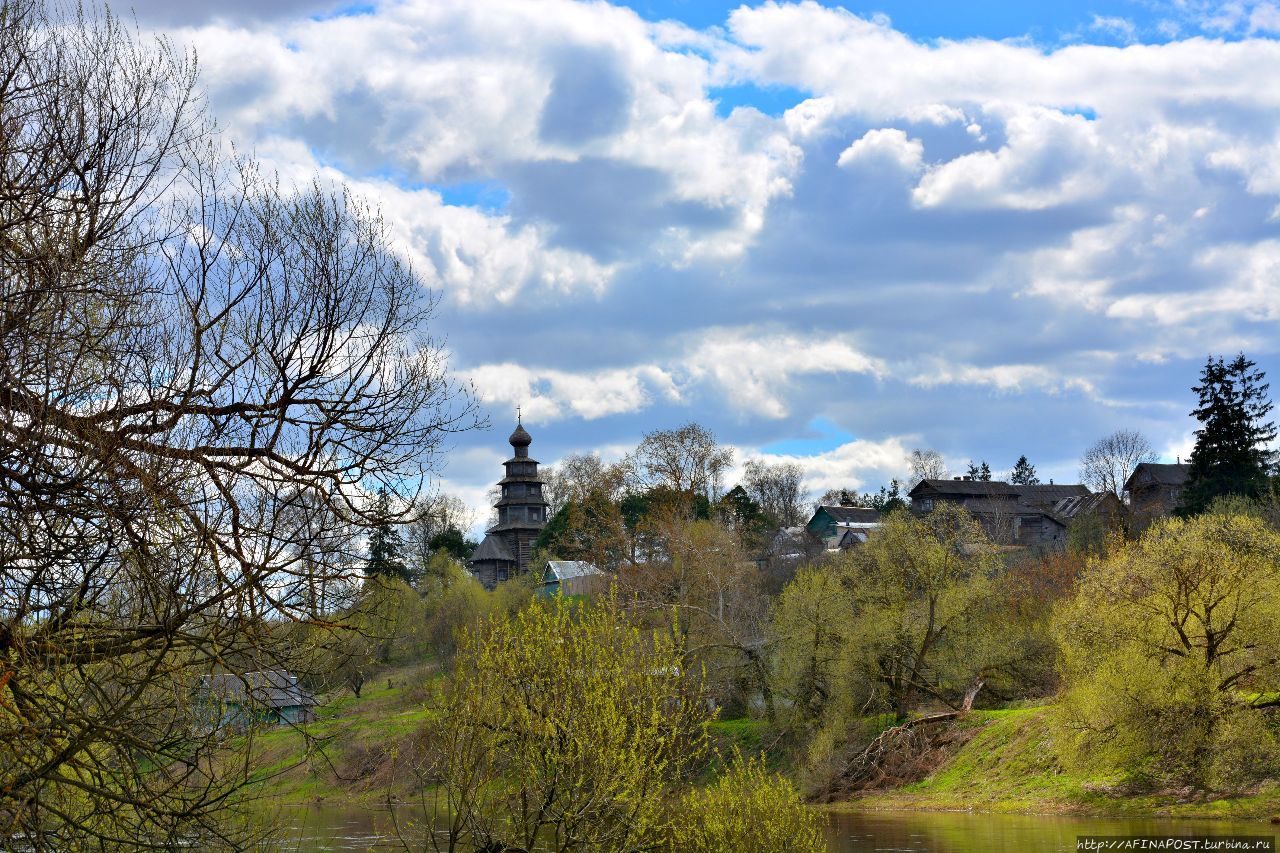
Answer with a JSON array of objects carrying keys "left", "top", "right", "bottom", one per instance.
[{"left": 471, "top": 533, "right": 515, "bottom": 563}]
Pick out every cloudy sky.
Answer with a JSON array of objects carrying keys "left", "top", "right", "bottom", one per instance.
[{"left": 135, "top": 0, "right": 1280, "bottom": 524}]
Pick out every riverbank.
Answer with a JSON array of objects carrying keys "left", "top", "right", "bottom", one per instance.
[
  {"left": 839, "top": 707, "right": 1280, "bottom": 820},
  {"left": 232, "top": 664, "right": 776, "bottom": 808},
  {"left": 232, "top": 670, "right": 1280, "bottom": 821}
]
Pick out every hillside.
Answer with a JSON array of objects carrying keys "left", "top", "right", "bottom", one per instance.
[
  {"left": 231, "top": 662, "right": 776, "bottom": 808},
  {"left": 844, "top": 707, "right": 1280, "bottom": 820},
  {"left": 232, "top": 663, "right": 441, "bottom": 807}
]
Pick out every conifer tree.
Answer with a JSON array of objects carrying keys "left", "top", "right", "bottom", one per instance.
[
  {"left": 366, "top": 487, "right": 411, "bottom": 582},
  {"left": 966, "top": 460, "right": 993, "bottom": 481},
  {"left": 1180, "top": 354, "right": 1277, "bottom": 514},
  {"left": 1009, "top": 455, "right": 1040, "bottom": 485}
]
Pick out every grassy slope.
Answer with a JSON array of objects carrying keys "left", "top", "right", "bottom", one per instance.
[
  {"left": 845, "top": 707, "right": 1280, "bottom": 819},
  {"left": 234, "top": 666, "right": 1280, "bottom": 820},
  {"left": 233, "top": 663, "right": 776, "bottom": 807},
  {"left": 233, "top": 662, "right": 440, "bottom": 806}
]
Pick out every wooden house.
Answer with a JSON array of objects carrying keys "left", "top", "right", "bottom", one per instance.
[
  {"left": 805, "top": 490, "right": 883, "bottom": 551},
  {"left": 193, "top": 670, "right": 317, "bottom": 733},
  {"left": 1124, "top": 462, "right": 1190, "bottom": 532},
  {"left": 907, "top": 478, "right": 1119, "bottom": 547}
]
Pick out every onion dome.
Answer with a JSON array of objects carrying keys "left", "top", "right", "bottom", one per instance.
[{"left": 509, "top": 422, "right": 532, "bottom": 457}]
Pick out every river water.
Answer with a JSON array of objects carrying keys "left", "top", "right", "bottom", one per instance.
[{"left": 264, "top": 804, "right": 1277, "bottom": 851}]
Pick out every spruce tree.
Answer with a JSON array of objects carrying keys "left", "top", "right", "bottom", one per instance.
[
  {"left": 965, "top": 460, "right": 993, "bottom": 481},
  {"left": 1009, "top": 455, "right": 1039, "bottom": 485},
  {"left": 366, "top": 487, "right": 411, "bottom": 583},
  {"left": 1181, "top": 354, "right": 1277, "bottom": 514}
]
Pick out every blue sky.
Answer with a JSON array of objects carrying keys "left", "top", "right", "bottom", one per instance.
[{"left": 139, "top": 0, "right": 1280, "bottom": 524}]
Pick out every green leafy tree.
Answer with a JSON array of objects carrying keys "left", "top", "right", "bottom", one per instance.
[
  {"left": 427, "top": 526, "right": 476, "bottom": 562},
  {"left": 671, "top": 753, "right": 825, "bottom": 853},
  {"left": 1009, "top": 455, "right": 1039, "bottom": 485},
  {"left": 1055, "top": 510, "right": 1280, "bottom": 789},
  {"left": 1181, "top": 354, "right": 1277, "bottom": 515},
  {"left": 366, "top": 487, "right": 410, "bottom": 583},
  {"left": 534, "top": 491, "right": 631, "bottom": 569},
  {"left": 860, "top": 479, "right": 907, "bottom": 512},
  {"left": 770, "top": 566, "right": 853, "bottom": 721},
  {"left": 420, "top": 596, "right": 711, "bottom": 851},
  {"left": 717, "top": 484, "right": 771, "bottom": 547},
  {"left": 845, "top": 503, "right": 1003, "bottom": 717}
]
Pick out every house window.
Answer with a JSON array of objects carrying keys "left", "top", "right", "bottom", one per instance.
[
  {"left": 920, "top": 498, "right": 934, "bottom": 511},
  {"left": 497, "top": 566, "right": 509, "bottom": 582}
]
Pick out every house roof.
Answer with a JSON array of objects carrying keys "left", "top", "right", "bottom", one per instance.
[
  {"left": 198, "top": 671, "right": 316, "bottom": 709},
  {"left": 908, "top": 479, "right": 1019, "bottom": 498},
  {"left": 958, "top": 498, "right": 1048, "bottom": 517},
  {"left": 1124, "top": 462, "right": 1191, "bottom": 491},
  {"left": 770, "top": 526, "right": 809, "bottom": 556},
  {"left": 908, "top": 479, "right": 1089, "bottom": 504},
  {"left": 470, "top": 533, "right": 514, "bottom": 563},
  {"left": 813, "top": 505, "right": 882, "bottom": 525},
  {"left": 835, "top": 528, "right": 870, "bottom": 547},
  {"left": 544, "top": 560, "right": 601, "bottom": 581},
  {"left": 1051, "top": 492, "right": 1120, "bottom": 520},
  {"left": 1016, "top": 483, "right": 1090, "bottom": 504}
]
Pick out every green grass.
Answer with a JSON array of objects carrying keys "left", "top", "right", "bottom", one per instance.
[
  {"left": 228, "top": 661, "right": 441, "bottom": 806},
  {"left": 845, "top": 707, "right": 1280, "bottom": 819}
]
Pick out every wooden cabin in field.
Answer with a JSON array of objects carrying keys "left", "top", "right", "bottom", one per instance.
[{"left": 193, "top": 670, "right": 317, "bottom": 733}]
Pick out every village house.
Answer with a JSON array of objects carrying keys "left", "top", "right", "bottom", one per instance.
[
  {"left": 193, "top": 670, "right": 317, "bottom": 734},
  {"left": 805, "top": 491, "right": 883, "bottom": 550},
  {"left": 469, "top": 418, "right": 550, "bottom": 589},
  {"left": 1124, "top": 462, "right": 1190, "bottom": 533},
  {"left": 907, "top": 478, "right": 1123, "bottom": 547}
]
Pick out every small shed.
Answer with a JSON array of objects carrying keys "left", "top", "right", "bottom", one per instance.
[
  {"left": 541, "top": 560, "right": 605, "bottom": 597},
  {"left": 193, "top": 670, "right": 318, "bottom": 733}
]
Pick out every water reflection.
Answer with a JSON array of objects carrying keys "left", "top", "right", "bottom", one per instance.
[
  {"left": 265, "top": 804, "right": 1277, "bottom": 852},
  {"left": 826, "top": 811, "right": 1276, "bottom": 853}
]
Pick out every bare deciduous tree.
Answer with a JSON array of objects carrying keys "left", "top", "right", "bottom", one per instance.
[
  {"left": 0, "top": 2, "right": 477, "bottom": 845},
  {"left": 907, "top": 448, "right": 948, "bottom": 489},
  {"left": 742, "top": 458, "right": 807, "bottom": 527},
  {"left": 541, "top": 451, "right": 631, "bottom": 517},
  {"left": 1079, "top": 429, "right": 1157, "bottom": 499},
  {"left": 631, "top": 422, "right": 733, "bottom": 502}
]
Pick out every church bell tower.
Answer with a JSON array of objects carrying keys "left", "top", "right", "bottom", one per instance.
[{"left": 467, "top": 416, "right": 550, "bottom": 589}]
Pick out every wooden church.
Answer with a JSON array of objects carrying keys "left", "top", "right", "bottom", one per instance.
[{"left": 468, "top": 418, "right": 550, "bottom": 589}]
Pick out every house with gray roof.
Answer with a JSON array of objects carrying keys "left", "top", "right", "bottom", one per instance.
[
  {"left": 805, "top": 494, "right": 883, "bottom": 551},
  {"left": 1124, "top": 462, "right": 1190, "bottom": 532},
  {"left": 193, "top": 670, "right": 317, "bottom": 733},
  {"left": 908, "top": 477, "right": 1120, "bottom": 547}
]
